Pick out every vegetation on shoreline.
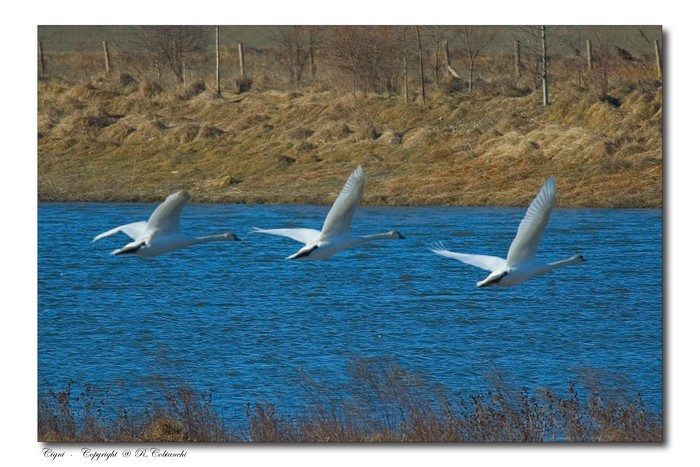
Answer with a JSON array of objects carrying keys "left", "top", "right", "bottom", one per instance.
[
  {"left": 38, "top": 26, "right": 662, "bottom": 208},
  {"left": 38, "top": 357, "right": 662, "bottom": 443}
]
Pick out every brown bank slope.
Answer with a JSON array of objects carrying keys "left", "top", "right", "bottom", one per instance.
[{"left": 38, "top": 75, "right": 662, "bottom": 208}]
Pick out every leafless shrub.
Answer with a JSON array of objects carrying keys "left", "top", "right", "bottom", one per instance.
[{"left": 134, "top": 26, "right": 208, "bottom": 84}]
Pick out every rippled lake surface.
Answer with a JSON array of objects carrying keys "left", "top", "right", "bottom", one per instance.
[{"left": 38, "top": 202, "right": 663, "bottom": 422}]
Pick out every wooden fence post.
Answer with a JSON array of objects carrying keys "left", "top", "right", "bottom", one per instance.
[
  {"left": 586, "top": 39, "right": 592, "bottom": 70},
  {"left": 309, "top": 45, "right": 316, "bottom": 79},
  {"left": 238, "top": 43, "right": 245, "bottom": 77},
  {"left": 402, "top": 27, "right": 409, "bottom": 103},
  {"left": 541, "top": 26, "right": 549, "bottom": 106},
  {"left": 415, "top": 26, "right": 425, "bottom": 105},
  {"left": 654, "top": 39, "right": 662, "bottom": 78},
  {"left": 103, "top": 41, "right": 111, "bottom": 73},
  {"left": 444, "top": 40, "right": 451, "bottom": 73},
  {"left": 38, "top": 40, "right": 45, "bottom": 77},
  {"left": 215, "top": 26, "right": 221, "bottom": 96},
  {"left": 443, "top": 40, "right": 463, "bottom": 81},
  {"left": 182, "top": 55, "right": 186, "bottom": 89}
]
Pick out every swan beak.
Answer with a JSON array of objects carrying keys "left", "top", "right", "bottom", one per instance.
[{"left": 399, "top": 233, "right": 406, "bottom": 239}]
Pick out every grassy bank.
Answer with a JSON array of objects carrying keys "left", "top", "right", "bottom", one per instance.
[
  {"left": 38, "top": 49, "right": 662, "bottom": 208},
  {"left": 38, "top": 358, "right": 662, "bottom": 443}
]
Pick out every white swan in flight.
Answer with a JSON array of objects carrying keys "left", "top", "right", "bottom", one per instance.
[
  {"left": 431, "top": 177, "right": 584, "bottom": 286},
  {"left": 253, "top": 165, "right": 405, "bottom": 259},
  {"left": 93, "top": 190, "right": 240, "bottom": 256}
]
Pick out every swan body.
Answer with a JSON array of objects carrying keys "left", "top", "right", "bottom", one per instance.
[
  {"left": 253, "top": 166, "right": 405, "bottom": 259},
  {"left": 431, "top": 177, "right": 584, "bottom": 286},
  {"left": 93, "top": 190, "right": 240, "bottom": 256}
]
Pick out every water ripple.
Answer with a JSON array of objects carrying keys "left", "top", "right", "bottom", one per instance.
[{"left": 38, "top": 203, "right": 663, "bottom": 418}]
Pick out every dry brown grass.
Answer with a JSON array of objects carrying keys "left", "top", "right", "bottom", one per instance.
[
  {"left": 38, "top": 51, "right": 662, "bottom": 208},
  {"left": 38, "top": 358, "right": 662, "bottom": 443}
]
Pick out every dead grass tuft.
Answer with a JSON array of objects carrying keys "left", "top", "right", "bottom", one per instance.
[
  {"left": 101, "top": 121, "right": 136, "bottom": 141},
  {"left": 179, "top": 80, "right": 206, "bottom": 100},
  {"left": 129, "top": 119, "right": 168, "bottom": 141},
  {"left": 197, "top": 125, "right": 225, "bottom": 140},
  {"left": 141, "top": 79, "right": 163, "bottom": 99}
]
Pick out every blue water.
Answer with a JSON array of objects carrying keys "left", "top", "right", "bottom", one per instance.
[{"left": 38, "top": 202, "right": 663, "bottom": 423}]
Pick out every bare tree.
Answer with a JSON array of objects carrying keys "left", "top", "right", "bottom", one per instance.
[
  {"left": 452, "top": 26, "right": 496, "bottom": 93},
  {"left": 375, "top": 26, "right": 404, "bottom": 93},
  {"left": 327, "top": 26, "right": 367, "bottom": 95},
  {"left": 587, "top": 28, "right": 614, "bottom": 104},
  {"left": 560, "top": 26, "right": 586, "bottom": 88},
  {"left": 274, "top": 26, "right": 310, "bottom": 89},
  {"left": 136, "top": 26, "right": 207, "bottom": 84},
  {"left": 306, "top": 26, "right": 322, "bottom": 80},
  {"left": 429, "top": 26, "right": 448, "bottom": 87},
  {"left": 326, "top": 26, "right": 402, "bottom": 95},
  {"left": 511, "top": 26, "right": 551, "bottom": 106}
]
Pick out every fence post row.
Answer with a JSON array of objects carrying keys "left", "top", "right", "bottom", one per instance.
[{"left": 39, "top": 27, "right": 663, "bottom": 102}]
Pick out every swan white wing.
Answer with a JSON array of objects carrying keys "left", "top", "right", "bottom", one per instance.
[
  {"left": 506, "top": 177, "right": 556, "bottom": 266},
  {"left": 320, "top": 166, "right": 365, "bottom": 237},
  {"left": 252, "top": 227, "right": 321, "bottom": 245},
  {"left": 146, "top": 190, "right": 191, "bottom": 235},
  {"left": 431, "top": 244, "right": 506, "bottom": 272},
  {"left": 93, "top": 221, "right": 148, "bottom": 242}
]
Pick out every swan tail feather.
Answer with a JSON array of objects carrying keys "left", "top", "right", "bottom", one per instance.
[{"left": 111, "top": 241, "right": 146, "bottom": 255}]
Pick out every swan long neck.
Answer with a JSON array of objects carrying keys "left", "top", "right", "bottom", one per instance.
[
  {"left": 192, "top": 233, "right": 234, "bottom": 244},
  {"left": 357, "top": 231, "right": 401, "bottom": 244}
]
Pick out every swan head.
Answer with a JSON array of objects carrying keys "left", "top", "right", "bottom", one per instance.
[
  {"left": 573, "top": 254, "right": 585, "bottom": 263},
  {"left": 222, "top": 232, "right": 242, "bottom": 241},
  {"left": 388, "top": 230, "right": 406, "bottom": 239},
  {"left": 171, "top": 190, "right": 191, "bottom": 203}
]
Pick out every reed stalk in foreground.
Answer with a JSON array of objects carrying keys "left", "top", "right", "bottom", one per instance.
[{"left": 38, "top": 358, "right": 662, "bottom": 443}]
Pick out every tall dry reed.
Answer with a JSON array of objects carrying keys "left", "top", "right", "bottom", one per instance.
[{"left": 38, "top": 358, "right": 662, "bottom": 443}]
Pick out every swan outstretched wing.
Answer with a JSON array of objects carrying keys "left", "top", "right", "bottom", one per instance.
[
  {"left": 147, "top": 191, "right": 191, "bottom": 235},
  {"left": 506, "top": 177, "right": 556, "bottom": 266},
  {"left": 321, "top": 166, "right": 365, "bottom": 238},
  {"left": 431, "top": 243, "right": 506, "bottom": 272},
  {"left": 93, "top": 221, "right": 148, "bottom": 242},
  {"left": 252, "top": 227, "right": 321, "bottom": 245}
]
